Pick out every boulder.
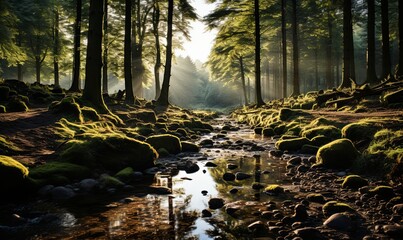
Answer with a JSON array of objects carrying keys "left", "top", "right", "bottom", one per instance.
[
  {"left": 181, "top": 141, "right": 200, "bottom": 152},
  {"left": 208, "top": 198, "right": 225, "bottom": 209},
  {"left": 368, "top": 186, "right": 395, "bottom": 199},
  {"left": 265, "top": 184, "right": 284, "bottom": 194},
  {"left": 341, "top": 175, "right": 368, "bottom": 189},
  {"left": 275, "top": 137, "right": 310, "bottom": 151},
  {"left": 322, "top": 201, "right": 355, "bottom": 217},
  {"left": 0, "top": 155, "right": 29, "bottom": 193},
  {"left": 323, "top": 213, "right": 353, "bottom": 231},
  {"left": 146, "top": 134, "right": 182, "bottom": 154},
  {"left": 51, "top": 186, "right": 76, "bottom": 201},
  {"left": 301, "top": 126, "right": 341, "bottom": 140},
  {"left": 316, "top": 138, "right": 359, "bottom": 169}
]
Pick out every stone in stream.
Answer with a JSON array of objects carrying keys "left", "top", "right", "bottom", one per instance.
[
  {"left": 393, "top": 204, "right": 403, "bottom": 215},
  {"left": 51, "top": 186, "right": 76, "bottom": 201},
  {"left": 205, "top": 162, "right": 218, "bottom": 167},
  {"left": 201, "top": 209, "right": 212, "bottom": 218},
  {"left": 227, "top": 163, "right": 238, "bottom": 170},
  {"left": 287, "top": 157, "right": 302, "bottom": 166},
  {"left": 223, "top": 172, "right": 236, "bottom": 181},
  {"left": 235, "top": 172, "right": 252, "bottom": 180},
  {"left": 248, "top": 221, "right": 266, "bottom": 232},
  {"left": 208, "top": 198, "right": 225, "bottom": 209},
  {"left": 79, "top": 178, "right": 99, "bottom": 192},
  {"left": 201, "top": 190, "right": 208, "bottom": 196},
  {"left": 323, "top": 213, "right": 354, "bottom": 231},
  {"left": 293, "top": 227, "right": 322, "bottom": 240},
  {"left": 185, "top": 161, "right": 199, "bottom": 174},
  {"left": 229, "top": 188, "right": 238, "bottom": 194},
  {"left": 382, "top": 225, "right": 403, "bottom": 238},
  {"left": 341, "top": 175, "right": 369, "bottom": 189},
  {"left": 306, "top": 193, "right": 326, "bottom": 204},
  {"left": 269, "top": 150, "right": 283, "bottom": 158},
  {"left": 293, "top": 204, "right": 308, "bottom": 221}
]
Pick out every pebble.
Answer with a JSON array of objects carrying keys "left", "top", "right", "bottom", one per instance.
[
  {"left": 208, "top": 198, "right": 225, "bottom": 209},
  {"left": 202, "top": 209, "right": 212, "bottom": 218}
]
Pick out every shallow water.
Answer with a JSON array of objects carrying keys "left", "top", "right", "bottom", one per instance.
[{"left": 1, "top": 118, "right": 295, "bottom": 240}]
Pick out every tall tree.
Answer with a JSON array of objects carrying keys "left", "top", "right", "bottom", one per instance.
[
  {"left": 254, "top": 0, "right": 264, "bottom": 106},
  {"left": 325, "top": 0, "right": 334, "bottom": 88},
  {"left": 152, "top": 0, "right": 161, "bottom": 99},
  {"left": 102, "top": 0, "right": 108, "bottom": 94},
  {"left": 157, "top": 0, "right": 173, "bottom": 106},
  {"left": 82, "top": 0, "right": 108, "bottom": 112},
  {"left": 53, "top": 2, "right": 60, "bottom": 88},
  {"left": 366, "top": 0, "right": 377, "bottom": 84},
  {"left": 398, "top": 0, "right": 403, "bottom": 78},
  {"left": 340, "top": 0, "right": 356, "bottom": 88},
  {"left": 381, "top": 0, "right": 391, "bottom": 80},
  {"left": 70, "top": 0, "right": 82, "bottom": 92},
  {"left": 291, "top": 0, "right": 300, "bottom": 96},
  {"left": 124, "top": 0, "right": 134, "bottom": 103},
  {"left": 281, "top": 0, "right": 287, "bottom": 98}
]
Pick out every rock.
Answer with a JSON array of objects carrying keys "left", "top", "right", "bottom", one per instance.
[
  {"left": 322, "top": 201, "right": 355, "bottom": 217},
  {"left": 38, "top": 185, "right": 54, "bottom": 197},
  {"left": 341, "top": 175, "right": 368, "bottom": 189},
  {"left": 144, "top": 167, "right": 159, "bottom": 175},
  {"left": 252, "top": 182, "right": 265, "bottom": 190},
  {"left": 265, "top": 185, "right": 284, "bottom": 194},
  {"left": 235, "top": 172, "right": 252, "bottom": 180},
  {"left": 181, "top": 141, "right": 200, "bottom": 152},
  {"left": 201, "top": 190, "right": 208, "bottom": 196},
  {"left": 293, "top": 204, "right": 308, "bottom": 221},
  {"left": 262, "top": 128, "right": 275, "bottom": 137},
  {"left": 205, "top": 162, "right": 218, "bottom": 167},
  {"left": 310, "top": 135, "right": 333, "bottom": 147},
  {"left": 316, "top": 138, "right": 359, "bottom": 169},
  {"left": 99, "top": 174, "right": 125, "bottom": 189},
  {"left": 369, "top": 186, "right": 395, "bottom": 200},
  {"left": 293, "top": 227, "right": 322, "bottom": 240},
  {"left": 200, "top": 139, "right": 214, "bottom": 146},
  {"left": 0, "top": 155, "right": 29, "bottom": 194},
  {"left": 146, "top": 134, "right": 182, "bottom": 154},
  {"left": 269, "top": 150, "right": 283, "bottom": 158},
  {"left": 229, "top": 188, "right": 238, "bottom": 194},
  {"left": 392, "top": 204, "right": 403, "bottom": 215},
  {"left": 185, "top": 161, "right": 199, "bottom": 174},
  {"left": 383, "top": 88, "right": 403, "bottom": 104},
  {"left": 208, "top": 198, "right": 225, "bottom": 209},
  {"left": 114, "top": 167, "right": 135, "bottom": 182},
  {"left": 275, "top": 137, "right": 310, "bottom": 151},
  {"left": 341, "top": 121, "right": 381, "bottom": 143},
  {"left": 336, "top": 171, "right": 347, "bottom": 177},
  {"left": 382, "top": 225, "right": 403, "bottom": 238},
  {"left": 227, "top": 163, "right": 238, "bottom": 170},
  {"left": 79, "top": 179, "right": 99, "bottom": 192},
  {"left": 248, "top": 221, "right": 266, "bottom": 232},
  {"left": 225, "top": 205, "right": 240, "bottom": 216},
  {"left": 223, "top": 172, "right": 235, "bottom": 181},
  {"left": 323, "top": 213, "right": 353, "bottom": 231},
  {"left": 51, "top": 186, "right": 76, "bottom": 201},
  {"left": 202, "top": 209, "right": 212, "bottom": 217},
  {"left": 306, "top": 193, "right": 326, "bottom": 203},
  {"left": 254, "top": 127, "right": 263, "bottom": 135},
  {"left": 288, "top": 157, "right": 302, "bottom": 165},
  {"left": 301, "top": 126, "right": 341, "bottom": 140}
]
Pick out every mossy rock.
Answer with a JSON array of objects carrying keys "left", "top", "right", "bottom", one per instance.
[
  {"left": 59, "top": 135, "right": 158, "bottom": 171},
  {"left": 262, "top": 128, "right": 275, "bottom": 137},
  {"left": 0, "top": 135, "right": 21, "bottom": 155},
  {"left": 135, "top": 126, "right": 154, "bottom": 136},
  {"left": 341, "top": 121, "right": 382, "bottom": 143},
  {"left": 49, "top": 97, "right": 83, "bottom": 122},
  {"left": 278, "top": 108, "right": 310, "bottom": 121},
  {"left": 301, "top": 126, "right": 341, "bottom": 140},
  {"left": 183, "top": 119, "right": 214, "bottom": 131},
  {"left": 264, "top": 184, "right": 284, "bottom": 194},
  {"left": 275, "top": 137, "right": 310, "bottom": 151},
  {"left": 99, "top": 174, "right": 125, "bottom": 189},
  {"left": 0, "top": 105, "right": 5, "bottom": 113},
  {"left": 182, "top": 141, "right": 200, "bottom": 152},
  {"left": 157, "top": 148, "right": 170, "bottom": 157},
  {"left": 114, "top": 167, "right": 134, "bottom": 182},
  {"left": 175, "top": 128, "right": 189, "bottom": 137},
  {"left": 301, "top": 144, "right": 319, "bottom": 154},
  {"left": 7, "top": 99, "right": 28, "bottom": 112},
  {"left": 310, "top": 135, "right": 333, "bottom": 147},
  {"left": 29, "top": 162, "right": 91, "bottom": 185},
  {"left": 0, "top": 86, "right": 10, "bottom": 101},
  {"left": 0, "top": 155, "right": 29, "bottom": 193},
  {"left": 146, "top": 134, "right": 182, "bottom": 154},
  {"left": 369, "top": 186, "right": 395, "bottom": 199},
  {"left": 322, "top": 201, "right": 355, "bottom": 216},
  {"left": 306, "top": 193, "right": 326, "bottom": 203},
  {"left": 316, "top": 139, "right": 359, "bottom": 169},
  {"left": 383, "top": 89, "right": 403, "bottom": 104},
  {"left": 130, "top": 110, "right": 157, "bottom": 123},
  {"left": 254, "top": 127, "right": 263, "bottom": 135},
  {"left": 81, "top": 106, "right": 101, "bottom": 121},
  {"left": 341, "top": 175, "right": 369, "bottom": 189}
]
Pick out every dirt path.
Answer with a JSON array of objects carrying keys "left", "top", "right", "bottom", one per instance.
[
  {"left": 310, "top": 109, "right": 403, "bottom": 123},
  {"left": 0, "top": 108, "right": 60, "bottom": 166}
]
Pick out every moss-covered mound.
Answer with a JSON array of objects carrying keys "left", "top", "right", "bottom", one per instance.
[
  {"left": 367, "top": 129, "right": 403, "bottom": 160},
  {"left": 29, "top": 162, "right": 91, "bottom": 186},
  {"left": 341, "top": 120, "right": 383, "bottom": 143},
  {"left": 130, "top": 109, "right": 157, "bottom": 123},
  {"left": 59, "top": 134, "right": 158, "bottom": 171},
  {"left": 146, "top": 134, "right": 182, "bottom": 154},
  {"left": 182, "top": 141, "right": 200, "bottom": 152},
  {"left": 278, "top": 108, "right": 311, "bottom": 121},
  {"left": 49, "top": 97, "right": 83, "bottom": 122},
  {"left": 7, "top": 98, "right": 28, "bottom": 112},
  {"left": 0, "top": 155, "right": 29, "bottom": 192},
  {"left": 368, "top": 186, "right": 395, "bottom": 199},
  {"left": 301, "top": 126, "right": 341, "bottom": 140},
  {"left": 114, "top": 167, "right": 134, "bottom": 182},
  {"left": 322, "top": 201, "right": 355, "bottom": 216},
  {"left": 341, "top": 175, "right": 369, "bottom": 189},
  {"left": 264, "top": 184, "right": 284, "bottom": 194},
  {"left": 316, "top": 138, "right": 359, "bottom": 169},
  {"left": 310, "top": 135, "right": 333, "bottom": 147},
  {"left": 275, "top": 137, "right": 310, "bottom": 151}
]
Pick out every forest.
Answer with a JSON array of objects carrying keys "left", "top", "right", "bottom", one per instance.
[{"left": 0, "top": 0, "right": 403, "bottom": 239}]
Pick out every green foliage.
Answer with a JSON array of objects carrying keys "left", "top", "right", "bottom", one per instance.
[{"left": 316, "top": 138, "right": 359, "bottom": 169}]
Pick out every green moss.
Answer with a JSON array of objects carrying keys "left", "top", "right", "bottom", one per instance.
[
  {"left": 7, "top": 99, "right": 28, "bottom": 112},
  {"left": 275, "top": 137, "right": 310, "bottom": 151},
  {"left": 182, "top": 141, "right": 200, "bottom": 152},
  {"left": 0, "top": 135, "right": 21, "bottom": 154},
  {"left": 306, "top": 193, "right": 326, "bottom": 203},
  {"left": 0, "top": 86, "right": 10, "bottom": 101},
  {"left": 301, "top": 144, "right": 319, "bottom": 154},
  {"left": 322, "top": 201, "right": 355, "bottom": 216},
  {"left": 49, "top": 97, "right": 83, "bottom": 122},
  {"left": 0, "top": 105, "right": 5, "bottom": 113},
  {"left": 341, "top": 175, "right": 368, "bottom": 189},
  {"left": 146, "top": 134, "right": 182, "bottom": 154},
  {"left": 341, "top": 120, "right": 383, "bottom": 143},
  {"left": 115, "top": 167, "right": 134, "bottom": 182},
  {"left": 81, "top": 106, "right": 101, "bottom": 121},
  {"left": 99, "top": 174, "right": 125, "bottom": 189},
  {"left": 29, "top": 162, "right": 91, "bottom": 185},
  {"left": 301, "top": 126, "right": 341, "bottom": 140},
  {"left": 369, "top": 186, "right": 395, "bottom": 199},
  {"left": 310, "top": 135, "right": 333, "bottom": 147},
  {"left": 278, "top": 108, "right": 311, "bottom": 121},
  {"left": 305, "top": 117, "right": 343, "bottom": 129},
  {"left": 130, "top": 109, "right": 157, "bottom": 123},
  {"left": 59, "top": 134, "right": 158, "bottom": 171},
  {"left": 316, "top": 139, "right": 359, "bottom": 169},
  {"left": 367, "top": 129, "right": 403, "bottom": 160},
  {"left": 264, "top": 184, "right": 284, "bottom": 194}
]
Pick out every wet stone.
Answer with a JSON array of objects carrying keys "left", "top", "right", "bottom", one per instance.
[
  {"left": 209, "top": 198, "right": 225, "bottom": 209},
  {"left": 227, "top": 163, "right": 238, "bottom": 170},
  {"left": 235, "top": 172, "right": 252, "bottom": 180},
  {"left": 205, "top": 162, "right": 218, "bottom": 167},
  {"left": 223, "top": 172, "right": 236, "bottom": 181},
  {"left": 201, "top": 190, "right": 208, "bottom": 196},
  {"left": 202, "top": 209, "right": 212, "bottom": 218},
  {"left": 382, "top": 225, "right": 403, "bottom": 238},
  {"left": 392, "top": 204, "right": 403, "bottom": 215},
  {"left": 323, "top": 213, "right": 353, "bottom": 231},
  {"left": 229, "top": 188, "right": 238, "bottom": 194},
  {"left": 293, "top": 227, "right": 322, "bottom": 240}
]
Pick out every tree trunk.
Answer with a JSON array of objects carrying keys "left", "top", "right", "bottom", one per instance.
[
  {"left": 153, "top": 1, "right": 161, "bottom": 99},
  {"left": 398, "top": 0, "right": 403, "bottom": 78},
  {"left": 35, "top": 57, "right": 41, "bottom": 84},
  {"left": 281, "top": 0, "right": 287, "bottom": 98},
  {"left": 53, "top": 6, "right": 60, "bottom": 88},
  {"left": 239, "top": 56, "right": 248, "bottom": 105},
  {"left": 132, "top": 0, "right": 144, "bottom": 98},
  {"left": 124, "top": 0, "right": 134, "bottom": 103},
  {"left": 315, "top": 48, "right": 319, "bottom": 90},
  {"left": 291, "top": 0, "right": 300, "bottom": 96},
  {"left": 102, "top": 0, "right": 108, "bottom": 94},
  {"left": 340, "top": 0, "right": 356, "bottom": 88},
  {"left": 325, "top": 3, "right": 333, "bottom": 88},
  {"left": 381, "top": 0, "right": 391, "bottom": 80},
  {"left": 70, "top": 0, "right": 82, "bottom": 92},
  {"left": 156, "top": 0, "right": 173, "bottom": 106},
  {"left": 366, "top": 0, "right": 377, "bottom": 84},
  {"left": 254, "top": 0, "right": 264, "bottom": 106},
  {"left": 83, "top": 0, "right": 108, "bottom": 113},
  {"left": 16, "top": 33, "right": 23, "bottom": 81}
]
